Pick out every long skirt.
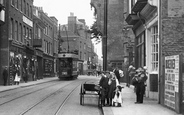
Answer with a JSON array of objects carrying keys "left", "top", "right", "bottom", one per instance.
[{"left": 14, "top": 74, "right": 21, "bottom": 82}]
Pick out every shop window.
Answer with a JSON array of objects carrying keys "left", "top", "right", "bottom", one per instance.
[
  {"left": 151, "top": 26, "right": 158, "bottom": 72},
  {"left": 136, "top": 32, "right": 145, "bottom": 68}
]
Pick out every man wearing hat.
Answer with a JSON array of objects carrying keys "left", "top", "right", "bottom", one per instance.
[
  {"left": 2, "top": 66, "right": 8, "bottom": 86},
  {"left": 135, "top": 67, "right": 147, "bottom": 104},
  {"left": 99, "top": 71, "right": 110, "bottom": 106}
]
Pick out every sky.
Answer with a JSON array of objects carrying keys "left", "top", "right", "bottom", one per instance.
[
  {"left": 34, "top": 0, "right": 102, "bottom": 58},
  {"left": 34, "top": 0, "right": 95, "bottom": 26}
]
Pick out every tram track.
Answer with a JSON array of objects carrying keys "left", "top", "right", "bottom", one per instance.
[
  {"left": 0, "top": 77, "right": 100, "bottom": 115},
  {"left": 19, "top": 79, "right": 89, "bottom": 115},
  {"left": 0, "top": 80, "right": 58, "bottom": 99},
  {"left": 0, "top": 81, "right": 63, "bottom": 106}
]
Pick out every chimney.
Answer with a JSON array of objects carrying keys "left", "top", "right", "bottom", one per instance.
[{"left": 68, "top": 12, "right": 77, "bottom": 33}]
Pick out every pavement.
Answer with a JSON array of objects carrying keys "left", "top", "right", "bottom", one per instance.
[
  {"left": 0, "top": 76, "right": 183, "bottom": 115},
  {"left": 102, "top": 83, "right": 183, "bottom": 115},
  {"left": 0, "top": 77, "right": 57, "bottom": 92}
]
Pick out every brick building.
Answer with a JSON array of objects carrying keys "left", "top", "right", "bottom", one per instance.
[
  {"left": 125, "top": 0, "right": 184, "bottom": 114},
  {"left": 91, "top": 0, "right": 135, "bottom": 82},
  {"left": 0, "top": 0, "right": 58, "bottom": 85},
  {"left": 0, "top": 0, "right": 35, "bottom": 85},
  {"left": 59, "top": 13, "right": 97, "bottom": 75}
]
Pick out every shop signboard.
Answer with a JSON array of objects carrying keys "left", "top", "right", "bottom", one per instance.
[{"left": 165, "top": 55, "right": 182, "bottom": 113}]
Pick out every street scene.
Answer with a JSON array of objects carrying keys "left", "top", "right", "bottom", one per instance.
[
  {"left": 0, "top": 75, "right": 180, "bottom": 115},
  {"left": 0, "top": 0, "right": 184, "bottom": 115}
]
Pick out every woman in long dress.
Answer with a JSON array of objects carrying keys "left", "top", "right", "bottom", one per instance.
[
  {"left": 14, "top": 65, "right": 21, "bottom": 85},
  {"left": 108, "top": 72, "right": 117, "bottom": 106}
]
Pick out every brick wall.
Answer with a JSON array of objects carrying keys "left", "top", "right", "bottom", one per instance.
[{"left": 161, "top": 0, "right": 184, "bottom": 56}]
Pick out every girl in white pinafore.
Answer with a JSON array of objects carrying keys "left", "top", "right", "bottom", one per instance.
[
  {"left": 112, "top": 85, "right": 123, "bottom": 107},
  {"left": 14, "top": 65, "right": 21, "bottom": 85}
]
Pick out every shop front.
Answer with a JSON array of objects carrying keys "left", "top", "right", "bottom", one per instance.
[
  {"left": 9, "top": 43, "right": 25, "bottom": 85},
  {"left": 23, "top": 46, "right": 35, "bottom": 82},
  {"left": 35, "top": 49, "right": 43, "bottom": 79},
  {"left": 43, "top": 54, "right": 54, "bottom": 77}
]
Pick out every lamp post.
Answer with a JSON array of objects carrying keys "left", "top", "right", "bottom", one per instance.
[{"left": 103, "top": 0, "right": 108, "bottom": 71}]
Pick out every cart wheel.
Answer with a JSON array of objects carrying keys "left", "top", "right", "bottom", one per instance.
[{"left": 80, "top": 85, "right": 84, "bottom": 105}]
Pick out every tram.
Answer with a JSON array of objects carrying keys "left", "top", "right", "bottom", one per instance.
[{"left": 58, "top": 53, "right": 79, "bottom": 80}]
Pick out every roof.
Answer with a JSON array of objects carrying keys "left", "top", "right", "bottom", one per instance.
[{"left": 60, "top": 31, "right": 80, "bottom": 38}]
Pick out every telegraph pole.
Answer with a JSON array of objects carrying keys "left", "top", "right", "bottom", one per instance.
[{"left": 103, "top": 0, "right": 108, "bottom": 71}]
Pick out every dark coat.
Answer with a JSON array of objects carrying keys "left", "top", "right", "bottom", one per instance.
[
  {"left": 3, "top": 68, "right": 8, "bottom": 78},
  {"left": 108, "top": 78, "right": 116, "bottom": 99},
  {"left": 114, "top": 69, "right": 120, "bottom": 81},
  {"left": 99, "top": 75, "right": 109, "bottom": 89}
]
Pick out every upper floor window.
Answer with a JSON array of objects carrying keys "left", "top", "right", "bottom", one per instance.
[
  {"left": 10, "top": 18, "right": 14, "bottom": 40},
  {"left": 14, "top": 21, "right": 18, "bottom": 41},
  {"left": 38, "top": 28, "right": 41, "bottom": 39},
  {"left": 23, "top": 0, "right": 26, "bottom": 14}
]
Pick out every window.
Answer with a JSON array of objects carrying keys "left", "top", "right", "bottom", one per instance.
[
  {"left": 151, "top": 26, "right": 158, "bottom": 71},
  {"left": 30, "top": 6, "right": 32, "bottom": 18},
  {"left": 27, "top": 3, "right": 29, "bottom": 16},
  {"left": 10, "top": 18, "right": 13, "bottom": 40},
  {"left": 19, "top": 23, "right": 22, "bottom": 42},
  {"left": 23, "top": 26, "right": 26, "bottom": 44},
  {"left": 14, "top": 21, "right": 18, "bottom": 41},
  {"left": 136, "top": 32, "right": 145, "bottom": 68},
  {"left": 80, "top": 51, "right": 82, "bottom": 60},
  {"left": 20, "top": 0, "right": 23, "bottom": 12},
  {"left": 23, "top": 0, "right": 26, "bottom": 14},
  {"left": 38, "top": 28, "right": 41, "bottom": 39}
]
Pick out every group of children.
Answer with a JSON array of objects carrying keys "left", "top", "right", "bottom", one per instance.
[{"left": 99, "top": 71, "right": 123, "bottom": 107}]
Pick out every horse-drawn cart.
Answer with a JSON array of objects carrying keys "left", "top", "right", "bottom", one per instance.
[{"left": 80, "top": 81, "right": 102, "bottom": 107}]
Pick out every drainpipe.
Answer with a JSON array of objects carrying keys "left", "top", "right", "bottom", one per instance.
[{"left": 158, "top": 0, "right": 162, "bottom": 104}]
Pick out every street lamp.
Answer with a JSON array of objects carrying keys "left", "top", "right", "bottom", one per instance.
[{"left": 103, "top": 0, "right": 108, "bottom": 71}]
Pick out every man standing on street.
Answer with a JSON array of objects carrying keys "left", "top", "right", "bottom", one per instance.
[
  {"left": 3, "top": 66, "right": 8, "bottom": 86},
  {"left": 99, "top": 71, "right": 110, "bottom": 106},
  {"left": 113, "top": 67, "right": 120, "bottom": 83}
]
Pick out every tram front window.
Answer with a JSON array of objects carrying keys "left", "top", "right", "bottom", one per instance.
[{"left": 59, "top": 59, "right": 72, "bottom": 68}]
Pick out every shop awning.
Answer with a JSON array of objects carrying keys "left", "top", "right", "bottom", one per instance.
[{"left": 132, "top": 0, "right": 148, "bottom": 13}]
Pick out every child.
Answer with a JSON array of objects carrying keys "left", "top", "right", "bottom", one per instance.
[{"left": 112, "top": 85, "right": 123, "bottom": 107}]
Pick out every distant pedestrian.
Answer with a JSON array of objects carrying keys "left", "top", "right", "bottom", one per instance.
[
  {"left": 14, "top": 65, "right": 21, "bottom": 85},
  {"left": 113, "top": 67, "right": 121, "bottom": 83},
  {"left": 128, "top": 65, "right": 136, "bottom": 87},
  {"left": 2, "top": 66, "right": 8, "bottom": 86}
]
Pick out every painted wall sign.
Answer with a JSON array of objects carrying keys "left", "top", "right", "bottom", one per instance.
[{"left": 168, "top": 0, "right": 184, "bottom": 17}]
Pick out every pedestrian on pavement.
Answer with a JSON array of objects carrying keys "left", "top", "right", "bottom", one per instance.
[
  {"left": 99, "top": 71, "right": 110, "bottom": 106},
  {"left": 2, "top": 66, "right": 8, "bottom": 86},
  {"left": 127, "top": 65, "right": 136, "bottom": 87},
  {"left": 113, "top": 67, "right": 121, "bottom": 83},
  {"left": 134, "top": 67, "right": 147, "bottom": 104},
  {"left": 107, "top": 72, "right": 117, "bottom": 106},
  {"left": 14, "top": 65, "right": 21, "bottom": 85},
  {"left": 112, "top": 85, "right": 123, "bottom": 107}
]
